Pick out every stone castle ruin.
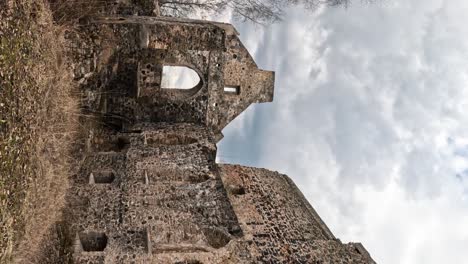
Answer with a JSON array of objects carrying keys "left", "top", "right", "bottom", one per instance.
[{"left": 61, "top": 2, "right": 376, "bottom": 263}]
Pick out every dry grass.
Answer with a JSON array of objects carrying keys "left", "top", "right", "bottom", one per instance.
[
  {"left": 0, "top": 0, "right": 78, "bottom": 263},
  {"left": 49, "top": 0, "right": 109, "bottom": 23}
]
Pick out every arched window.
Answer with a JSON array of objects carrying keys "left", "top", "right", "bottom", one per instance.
[{"left": 161, "top": 66, "right": 201, "bottom": 90}]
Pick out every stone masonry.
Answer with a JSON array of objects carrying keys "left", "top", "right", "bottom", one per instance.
[{"left": 61, "top": 2, "right": 376, "bottom": 263}]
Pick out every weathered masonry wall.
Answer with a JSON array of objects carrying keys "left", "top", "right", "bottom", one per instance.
[
  {"left": 66, "top": 123, "right": 250, "bottom": 263},
  {"left": 67, "top": 15, "right": 273, "bottom": 141},
  {"left": 52, "top": 5, "right": 376, "bottom": 263},
  {"left": 65, "top": 123, "right": 375, "bottom": 263},
  {"left": 220, "top": 165, "right": 375, "bottom": 263}
]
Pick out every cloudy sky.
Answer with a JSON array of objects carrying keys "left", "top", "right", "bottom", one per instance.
[{"left": 203, "top": 1, "right": 468, "bottom": 263}]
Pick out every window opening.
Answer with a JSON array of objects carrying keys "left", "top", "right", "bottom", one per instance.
[
  {"left": 79, "top": 232, "right": 108, "bottom": 252},
  {"left": 202, "top": 228, "right": 231, "bottom": 249},
  {"left": 89, "top": 170, "right": 115, "bottom": 184},
  {"left": 229, "top": 185, "right": 245, "bottom": 195},
  {"left": 115, "top": 136, "right": 130, "bottom": 152},
  {"left": 161, "top": 66, "right": 201, "bottom": 90},
  {"left": 224, "top": 85, "right": 240, "bottom": 94}
]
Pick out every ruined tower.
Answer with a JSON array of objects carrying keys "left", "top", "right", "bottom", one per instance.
[{"left": 62, "top": 2, "right": 376, "bottom": 263}]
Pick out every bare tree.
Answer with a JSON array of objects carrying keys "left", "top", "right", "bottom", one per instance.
[
  {"left": 158, "top": 0, "right": 224, "bottom": 19},
  {"left": 158, "top": 0, "right": 351, "bottom": 25}
]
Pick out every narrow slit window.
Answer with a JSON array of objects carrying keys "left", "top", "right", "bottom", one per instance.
[
  {"left": 224, "top": 85, "right": 240, "bottom": 94},
  {"left": 161, "top": 66, "right": 201, "bottom": 90}
]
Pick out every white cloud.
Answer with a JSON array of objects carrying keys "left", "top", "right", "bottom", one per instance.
[{"left": 218, "top": 1, "right": 468, "bottom": 263}]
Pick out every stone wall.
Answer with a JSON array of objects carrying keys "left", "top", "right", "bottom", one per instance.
[
  {"left": 66, "top": 123, "right": 249, "bottom": 263},
  {"left": 66, "top": 15, "right": 273, "bottom": 140},
  {"left": 219, "top": 165, "right": 376, "bottom": 264}
]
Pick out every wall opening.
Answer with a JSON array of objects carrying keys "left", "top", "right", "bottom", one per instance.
[
  {"left": 202, "top": 228, "right": 231, "bottom": 249},
  {"left": 187, "top": 174, "right": 210, "bottom": 184},
  {"left": 90, "top": 170, "right": 116, "bottom": 184},
  {"left": 229, "top": 185, "right": 245, "bottom": 195},
  {"left": 79, "top": 232, "right": 108, "bottom": 252},
  {"left": 115, "top": 136, "right": 130, "bottom": 151},
  {"left": 95, "top": 135, "right": 130, "bottom": 152},
  {"left": 224, "top": 85, "right": 240, "bottom": 95},
  {"left": 174, "top": 261, "right": 203, "bottom": 264},
  {"left": 161, "top": 66, "right": 201, "bottom": 90}
]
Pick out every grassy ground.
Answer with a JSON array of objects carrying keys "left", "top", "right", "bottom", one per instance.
[{"left": 0, "top": 0, "right": 77, "bottom": 262}]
